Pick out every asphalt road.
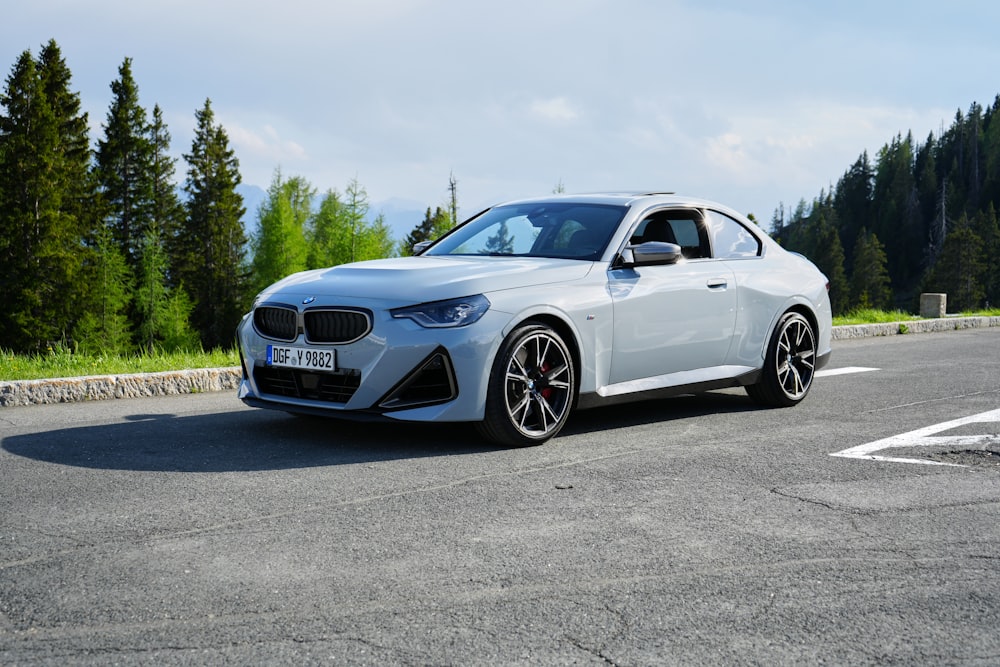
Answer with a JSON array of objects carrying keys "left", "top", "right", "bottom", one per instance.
[{"left": 2, "top": 328, "right": 999, "bottom": 665}]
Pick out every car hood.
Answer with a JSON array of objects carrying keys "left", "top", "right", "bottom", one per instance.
[{"left": 259, "top": 256, "right": 595, "bottom": 305}]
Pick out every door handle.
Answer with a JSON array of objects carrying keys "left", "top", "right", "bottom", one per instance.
[{"left": 707, "top": 278, "right": 728, "bottom": 289}]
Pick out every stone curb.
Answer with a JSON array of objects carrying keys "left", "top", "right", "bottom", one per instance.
[
  {"left": 830, "top": 315, "right": 1000, "bottom": 340},
  {"left": 1, "top": 316, "right": 998, "bottom": 408},
  {"left": 0, "top": 367, "right": 242, "bottom": 408}
]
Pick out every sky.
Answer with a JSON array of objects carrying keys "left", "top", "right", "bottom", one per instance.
[{"left": 4, "top": 0, "right": 1000, "bottom": 235}]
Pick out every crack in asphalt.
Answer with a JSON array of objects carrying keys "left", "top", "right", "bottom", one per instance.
[
  {"left": 861, "top": 388, "right": 1000, "bottom": 414},
  {"left": 769, "top": 487, "right": 847, "bottom": 512},
  {"left": 770, "top": 485, "right": 1000, "bottom": 514},
  {"left": 565, "top": 635, "right": 620, "bottom": 665}
]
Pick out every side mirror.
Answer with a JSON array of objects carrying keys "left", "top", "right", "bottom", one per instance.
[
  {"left": 412, "top": 240, "right": 434, "bottom": 255},
  {"left": 622, "top": 241, "right": 682, "bottom": 267}
]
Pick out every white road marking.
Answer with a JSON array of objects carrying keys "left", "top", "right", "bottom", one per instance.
[
  {"left": 830, "top": 408, "right": 1000, "bottom": 466},
  {"left": 816, "top": 366, "right": 880, "bottom": 378}
]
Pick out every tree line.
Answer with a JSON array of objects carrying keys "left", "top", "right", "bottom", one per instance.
[
  {"left": 0, "top": 40, "right": 455, "bottom": 356},
  {"left": 14, "top": 40, "right": 993, "bottom": 360},
  {"left": 772, "top": 98, "right": 1000, "bottom": 315}
]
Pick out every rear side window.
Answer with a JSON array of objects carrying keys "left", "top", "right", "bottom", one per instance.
[{"left": 707, "top": 210, "right": 761, "bottom": 258}]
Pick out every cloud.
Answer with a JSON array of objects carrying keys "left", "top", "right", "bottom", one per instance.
[
  {"left": 225, "top": 123, "right": 308, "bottom": 165},
  {"left": 528, "top": 97, "right": 580, "bottom": 124},
  {"left": 700, "top": 99, "right": 954, "bottom": 192}
]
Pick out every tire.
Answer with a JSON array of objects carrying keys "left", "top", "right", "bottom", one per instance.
[
  {"left": 476, "top": 323, "right": 575, "bottom": 447},
  {"left": 746, "top": 311, "right": 817, "bottom": 407}
]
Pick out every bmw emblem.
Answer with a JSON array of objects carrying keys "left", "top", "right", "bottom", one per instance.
[{"left": 302, "top": 296, "right": 316, "bottom": 305}]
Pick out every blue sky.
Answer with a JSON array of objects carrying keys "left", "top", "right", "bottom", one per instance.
[{"left": 4, "top": 0, "right": 1000, "bottom": 231}]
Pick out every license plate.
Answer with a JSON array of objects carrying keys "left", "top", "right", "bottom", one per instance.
[{"left": 266, "top": 345, "right": 337, "bottom": 371}]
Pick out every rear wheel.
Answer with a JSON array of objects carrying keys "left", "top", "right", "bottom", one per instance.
[
  {"left": 746, "top": 311, "right": 816, "bottom": 407},
  {"left": 476, "top": 323, "right": 575, "bottom": 447}
]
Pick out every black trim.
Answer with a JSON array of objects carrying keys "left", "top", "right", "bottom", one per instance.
[
  {"left": 575, "top": 369, "right": 761, "bottom": 411},
  {"left": 241, "top": 396, "right": 389, "bottom": 422},
  {"left": 377, "top": 347, "right": 458, "bottom": 411},
  {"left": 253, "top": 364, "right": 361, "bottom": 403}
]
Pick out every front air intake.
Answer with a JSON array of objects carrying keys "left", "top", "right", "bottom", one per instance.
[{"left": 378, "top": 349, "right": 458, "bottom": 410}]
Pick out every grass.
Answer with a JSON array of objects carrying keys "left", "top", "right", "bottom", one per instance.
[
  {"left": 3, "top": 307, "right": 1000, "bottom": 382},
  {"left": 0, "top": 347, "right": 239, "bottom": 382},
  {"left": 833, "top": 307, "right": 1000, "bottom": 326},
  {"left": 832, "top": 308, "right": 923, "bottom": 326}
]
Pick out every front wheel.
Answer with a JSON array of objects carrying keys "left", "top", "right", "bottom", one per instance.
[
  {"left": 746, "top": 311, "right": 817, "bottom": 407},
  {"left": 476, "top": 323, "right": 575, "bottom": 447}
]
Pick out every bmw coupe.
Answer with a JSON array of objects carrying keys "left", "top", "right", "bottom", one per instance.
[{"left": 237, "top": 192, "right": 832, "bottom": 446}]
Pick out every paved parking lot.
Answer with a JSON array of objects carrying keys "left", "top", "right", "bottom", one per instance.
[{"left": 2, "top": 328, "right": 999, "bottom": 664}]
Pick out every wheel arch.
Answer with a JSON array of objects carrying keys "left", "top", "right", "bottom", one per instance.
[
  {"left": 761, "top": 300, "right": 819, "bottom": 358},
  {"left": 506, "top": 313, "right": 583, "bottom": 407},
  {"left": 785, "top": 303, "right": 819, "bottom": 342}
]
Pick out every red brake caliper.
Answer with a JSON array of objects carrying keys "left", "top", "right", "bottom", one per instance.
[{"left": 539, "top": 362, "right": 553, "bottom": 401}]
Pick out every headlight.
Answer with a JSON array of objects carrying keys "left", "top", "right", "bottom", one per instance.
[{"left": 391, "top": 294, "right": 491, "bottom": 328}]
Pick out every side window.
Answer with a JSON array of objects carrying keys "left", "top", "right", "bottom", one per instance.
[
  {"left": 631, "top": 210, "right": 710, "bottom": 259},
  {"left": 668, "top": 218, "right": 702, "bottom": 255},
  {"left": 707, "top": 210, "right": 761, "bottom": 258}
]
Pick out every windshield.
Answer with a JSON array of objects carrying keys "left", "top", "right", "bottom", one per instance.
[{"left": 425, "top": 203, "right": 627, "bottom": 260}]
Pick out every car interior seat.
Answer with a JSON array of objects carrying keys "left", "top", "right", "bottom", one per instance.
[{"left": 640, "top": 218, "right": 677, "bottom": 244}]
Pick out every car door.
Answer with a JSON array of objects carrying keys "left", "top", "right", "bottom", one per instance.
[{"left": 607, "top": 209, "right": 737, "bottom": 385}]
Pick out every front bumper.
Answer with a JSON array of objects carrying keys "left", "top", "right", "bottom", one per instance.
[{"left": 237, "top": 305, "right": 508, "bottom": 423}]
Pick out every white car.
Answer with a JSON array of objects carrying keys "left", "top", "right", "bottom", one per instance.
[{"left": 237, "top": 192, "right": 832, "bottom": 446}]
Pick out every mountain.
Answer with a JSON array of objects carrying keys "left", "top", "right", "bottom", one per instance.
[{"left": 372, "top": 197, "right": 427, "bottom": 240}]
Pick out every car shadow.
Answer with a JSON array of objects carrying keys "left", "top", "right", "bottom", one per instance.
[
  {"left": 2, "top": 409, "right": 501, "bottom": 473},
  {"left": 3, "top": 391, "right": 762, "bottom": 473},
  {"left": 562, "top": 390, "right": 761, "bottom": 436}
]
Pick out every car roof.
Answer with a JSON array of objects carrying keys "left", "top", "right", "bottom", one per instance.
[{"left": 493, "top": 192, "right": 749, "bottom": 221}]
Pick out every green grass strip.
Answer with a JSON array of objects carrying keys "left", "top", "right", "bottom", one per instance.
[{"left": 0, "top": 348, "right": 239, "bottom": 382}]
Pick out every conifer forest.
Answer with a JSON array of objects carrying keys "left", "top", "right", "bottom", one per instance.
[{"left": 1, "top": 39, "right": 998, "bottom": 355}]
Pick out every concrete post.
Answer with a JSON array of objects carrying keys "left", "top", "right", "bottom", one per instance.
[{"left": 920, "top": 293, "right": 947, "bottom": 318}]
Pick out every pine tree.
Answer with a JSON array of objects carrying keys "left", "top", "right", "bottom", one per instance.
[
  {"left": 833, "top": 151, "right": 874, "bottom": 267},
  {"left": 160, "top": 287, "right": 199, "bottom": 351},
  {"left": 147, "top": 103, "right": 185, "bottom": 272},
  {"left": 971, "top": 203, "right": 999, "bottom": 307},
  {"left": 0, "top": 44, "right": 93, "bottom": 352},
  {"left": 361, "top": 213, "right": 396, "bottom": 261},
  {"left": 37, "top": 40, "right": 96, "bottom": 245},
  {"left": 306, "top": 189, "right": 344, "bottom": 269},
  {"left": 95, "top": 57, "right": 154, "bottom": 267},
  {"left": 811, "top": 215, "right": 849, "bottom": 315},
  {"left": 175, "top": 98, "right": 248, "bottom": 349},
  {"left": 849, "top": 230, "right": 892, "bottom": 310},
  {"left": 136, "top": 224, "right": 170, "bottom": 352},
  {"left": 136, "top": 224, "right": 197, "bottom": 352},
  {"left": 872, "top": 133, "right": 922, "bottom": 295},
  {"left": 983, "top": 95, "right": 1000, "bottom": 208},
  {"left": 251, "top": 169, "right": 313, "bottom": 293},
  {"left": 402, "top": 206, "right": 452, "bottom": 254},
  {"left": 0, "top": 51, "right": 49, "bottom": 350},
  {"left": 769, "top": 202, "right": 786, "bottom": 234},
  {"left": 925, "top": 216, "right": 986, "bottom": 311},
  {"left": 75, "top": 226, "right": 133, "bottom": 354},
  {"left": 334, "top": 178, "right": 395, "bottom": 264},
  {"left": 342, "top": 178, "right": 370, "bottom": 264}
]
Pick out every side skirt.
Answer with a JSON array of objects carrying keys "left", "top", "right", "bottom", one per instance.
[{"left": 576, "top": 367, "right": 761, "bottom": 411}]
